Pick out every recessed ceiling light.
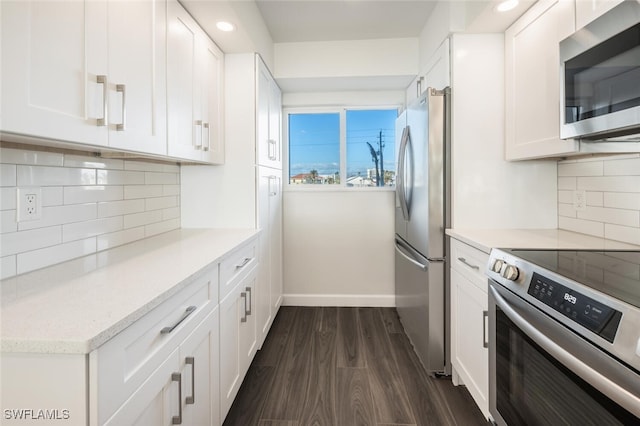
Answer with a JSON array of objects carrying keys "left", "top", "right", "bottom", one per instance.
[
  {"left": 496, "top": 0, "right": 519, "bottom": 12},
  {"left": 216, "top": 21, "right": 235, "bottom": 32}
]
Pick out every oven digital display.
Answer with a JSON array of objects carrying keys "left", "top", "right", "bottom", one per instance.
[{"left": 528, "top": 273, "right": 622, "bottom": 343}]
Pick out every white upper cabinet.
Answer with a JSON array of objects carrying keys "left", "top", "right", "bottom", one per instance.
[
  {"left": 256, "top": 57, "right": 282, "bottom": 169},
  {"left": 1, "top": 0, "right": 167, "bottom": 156},
  {"left": 575, "top": 0, "right": 624, "bottom": 29},
  {"left": 505, "top": 0, "right": 579, "bottom": 160},
  {"left": 167, "top": 0, "right": 224, "bottom": 164}
]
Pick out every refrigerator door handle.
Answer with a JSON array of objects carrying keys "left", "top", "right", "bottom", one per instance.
[
  {"left": 395, "top": 243, "right": 427, "bottom": 271},
  {"left": 397, "top": 126, "right": 412, "bottom": 220}
]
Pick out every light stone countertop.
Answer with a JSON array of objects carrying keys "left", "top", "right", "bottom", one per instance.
[
  {"left": 446, "top": 228, "right": 640, "bottom": 254},
  {"left": 1, "top": 228, "right": 259, "bottom": 354}
]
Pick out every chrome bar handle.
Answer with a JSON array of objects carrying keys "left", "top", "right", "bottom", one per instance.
[
  {"left": 235, "top": 257, "right": 251, "bottom": 269},
  {"left": 245, "top": 287, "right": 252, "bottom": 316},
  {"left": 171, "top": 372, "right": 183, "bottom": 424},
  {"left": 194, "top": 120, "right": 203, "bottom": 149},
  {"left": 482, "top": 310, "right": 488, "bottom": 348},
  {"left": 160, "top": 306, "right": 197, "bottom": 334},
  {"left": 116, "top": 84, "right": 126, "bottom": 131},
  {"left": 240, "top": 292, "right": 247, "bottom": 322},
  {"left": 458, "top": 257, "right": 480, "bottom": 270},
  {"left": 268, "top": 139, "right": 277, "bottom": 160},
  {"left": 269, "top": 176, "right": 277, "bottom": 196},
  {"left": 97, "top": 75, "right": 108, "bottom": 127},
  {"left": 185, "top": 357, "right": 195, "bottom": 405},
  {"left": 203, "top": 122, "right": 210, "bottom": 151}
]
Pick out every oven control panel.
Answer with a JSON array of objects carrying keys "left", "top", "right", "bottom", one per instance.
[{"left": 528, "top": 273, "right": 622, "bottom": 343}]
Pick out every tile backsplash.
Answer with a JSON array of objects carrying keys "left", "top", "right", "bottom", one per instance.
[
  {"left": 0, "top": 146, "right": 180, "bottom": 279},
  {"left": 558, "top": 154, "right": 640, "bottom": 246}
]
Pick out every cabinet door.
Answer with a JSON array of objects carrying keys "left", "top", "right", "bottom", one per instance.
[
  {"left": 268, "top": 174, "right": 283, "bottom": 316},
  {"left": 256, "top": 57, "right": 282, "bottom": 168},
  {"left": 180, "top": 307, "right": 220, "bottom": 426},
  {"left": 450, "top": 268, "right": 489, "bottom": 419},
  {"left": 505, "top": 0, "right": 579, "bottom": 160},
  {"left": 106, "top": 0, "right": 166, "bottom": 155},
  {"left": 200, "top": 36, "right": 225, "bottom": 165},
  {"left": 104, "top": 349, "right": 181, "bottom": 426},
  {"left": 0, "top": 0, "right": 108, "bottom": 145},
  {"left": 268, "top": 78, "right": 282, "bottom": 166},
  {"left": 239, "top": 269, "right": 258, "bottom": 374}
]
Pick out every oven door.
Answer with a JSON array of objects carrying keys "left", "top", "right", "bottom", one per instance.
[{"left": 488, "top": 282, "right": 640, "bottom": 425}]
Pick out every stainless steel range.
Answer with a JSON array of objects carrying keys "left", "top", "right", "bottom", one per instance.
[{"left": 486, "top": 248, "right": 640, "bottom": 425}]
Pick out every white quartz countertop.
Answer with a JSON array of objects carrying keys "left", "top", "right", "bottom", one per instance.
[
  {"left": 446, "top": 228, "right": 640, "bottom": 254},
  {"left": 1, "top": 228, "right": 259, "bottom": 354}
]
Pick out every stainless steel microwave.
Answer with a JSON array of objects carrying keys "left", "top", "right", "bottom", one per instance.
[{"left": 560, "top": 1, "right": 640, "bottom": 142}]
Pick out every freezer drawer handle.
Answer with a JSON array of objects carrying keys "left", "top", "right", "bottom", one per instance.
[
  {"left": 458, "top": 257, "right": 480, "bottom": 270},
  {"left": 160, "top": 306, "right": 197, "bottom": 334},
  {"left": 395, "top": 244, "right": 427, "bottom": 271}
]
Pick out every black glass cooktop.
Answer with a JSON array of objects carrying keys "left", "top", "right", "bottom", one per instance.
[{"left": 507, "top": 249, "right": 640, "bottom": 309}]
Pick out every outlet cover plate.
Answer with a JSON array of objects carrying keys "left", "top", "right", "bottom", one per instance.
[{"left": 17, "top": 187, "right": 42, "bottom": 222}]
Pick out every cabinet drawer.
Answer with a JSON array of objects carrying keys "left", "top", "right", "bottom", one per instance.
[
  {"left": 93, "top": 264, "right": 218, "bottom": 425},
  {"left": 450, "top": 238, "right": 489, "bottom": 292},
  {"left": 219, "top": 237, "right": 258, "bottom": 300}
]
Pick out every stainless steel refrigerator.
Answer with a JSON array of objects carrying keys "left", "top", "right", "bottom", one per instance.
[{"left": 395, "top": 87, "right": 450, "bottom": 375}]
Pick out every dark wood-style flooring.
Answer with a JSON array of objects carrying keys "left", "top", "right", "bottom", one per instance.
[{"left": 223, "top": 306, "right": 488, "bottom": 426}]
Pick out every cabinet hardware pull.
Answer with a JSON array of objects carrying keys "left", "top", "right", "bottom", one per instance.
[
  {"left": 240, "top": 292, "right": 247, "bottom": 322},
  {"left": 203, "top": 122, "right": 210, "bottom": 151},
  {"left": 116, "top": 84, "right": 126, "bottom": 131},
  {"left": 97, "top": 75, "right": 108, "bottom": 127},
  {"left": 185, "top": 357, "right": 195, "bottom": 405},
  {"left": 482, "top": 310, "right": 489, "bottom": 349},
  {"left": 194, "top": 120, "right": 203, "bottom": 149},
  {"left": 235, "top": 257, "right": 251, "bottom": 269},
  {"left": 161, "top": 306, "right": 197, "bottom": 334},
  {"left": 269, "top": 176, "right": 277, "bottom": 196},
  {"left": 171, "top": 372, "right": 183, "bottom": 424},
  {"left": 245, "top": 287, "right": 252, "bottom": 316},
  {"left": 458, "top": 257, "right": 480, "bottom": 270},
  {"left": 268, "top": 139, "right": 277, "bottom": 160}
]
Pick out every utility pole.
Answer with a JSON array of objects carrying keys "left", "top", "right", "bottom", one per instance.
[{"left": 378, "top": 130, "right": 385, "bottom": 186}]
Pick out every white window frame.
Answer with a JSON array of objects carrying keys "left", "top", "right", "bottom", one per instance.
[{"left": 283, "top": 105, "right": 400, "bottom": 191}]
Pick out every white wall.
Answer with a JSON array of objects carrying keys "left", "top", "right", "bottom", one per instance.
[{"left": 283, "top": 190, "right": 395, "bottom": 306}]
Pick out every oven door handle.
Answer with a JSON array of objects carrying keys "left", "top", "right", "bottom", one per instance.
[{"left": 490, "top": 285, "right": 640, "bottom": 418}]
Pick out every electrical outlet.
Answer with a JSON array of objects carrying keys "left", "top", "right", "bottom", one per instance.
[
  {"left": 573, "top": 190, "right": 586, "bottom": 212},
  {"left": 17, "top": 187, "right": 42, "bottom": 222}
]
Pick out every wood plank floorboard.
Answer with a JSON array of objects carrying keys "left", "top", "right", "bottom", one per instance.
[{"left": 224, "top": 307, "right": 488, "bottom": 426}]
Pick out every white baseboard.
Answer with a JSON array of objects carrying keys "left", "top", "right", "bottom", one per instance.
[{"left": 282, "top": 293, "right": 395, "bottom": 307}]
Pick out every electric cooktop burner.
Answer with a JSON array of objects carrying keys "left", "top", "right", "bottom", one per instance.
[{"left": 506, "top": 249, "right": 640, "bottom": 309}]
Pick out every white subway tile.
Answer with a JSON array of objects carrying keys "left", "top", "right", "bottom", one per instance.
[
  {"left": 577, "top": 206, "right": 639, "bottom": 227},
  {"left": 146, "top": 196, "right": 178, "bottom": 211},
  {"left": 0, "top": 226, "right": 62, "bottom": 257},
  {"left": 0, "top": 147, "right": 63, "bottom": 166},
  {"left": 1, "top": 255, "right": 17, "bottom": 279},
  {"left": 558, "top": 190, "right": 572, "bottom": 204},
  {"left": 97, "top": 227, "right": 145, "bottom": 251},
  {"left": 145, "top": 171, "right": 179, "bottom": 185},
  {"left": 97, "top": 170, "right": 145, "bottom": 185},
  {"left": 604, "top": 193, "right": 640, "bottom": 210},
  {"left": 124, "top": 185, "right": 163, "bottom": 199},
  {"left": 97, "top": 199, "right": 145, "bottom": 218},
  {"left": 17, "top": 237, "right": 96, "bottom": 275},
  {"left": 17, "top": 203, "right": 97, "bottom": 231},
  {"left": 163, "top": 184, "right": 180, "bottom": 196},
  {"left": 42, "top": 187, "right": 64, "bottom": 206},
  {"left": 558, "top": 177, "right": 576, "bottom": 190},
  {"left": 145, "top": 218, "right": 180, "bottom": 237},
  {"left": 124, "top": 210, "right": 162, "bottom": 229},
  {"left": 1, "top": 164, "right": 16, "bottom": 187},
  {"left": 64, "top": 154, "right": 124, "bottom": 170},
  {"left": 162, "top": 164, "right": 180, "bottom": 173},
  {"left": 162, "top": 207, "right": 180, "bottom": 220},
  {"left": 558, "top": 216, "right": 604, "bottom": 238},
  {"left": 603, "top": 157, "right": 640, "bottom": 176},
  {"left": 558, "top": 203, "right": 576, "bottom": 218},
  {"left": 124, "top": 160, "right": 166, "bottom": 172},
  {"left": 586, "top": 191, "right": 603, "bottom": 207},
  {"left": 0, "top": 187, "right": 16, "bottom": 210},
  {"left": 1, "top": 210, "right": 17, "bottom": 233},
  {"left": 604, "top": 224, "right": 640, "bottom": 246},
  {"left": 17, "top": 165, "right": 96, "bottom": 186},
  {"left": 64, "top": 186, "right": 124, "bottom": 204},
  {"left": 558, "top": 161, "right": 603, "bottom": 177},
  {"left": 578, "top": 176, "right": 640, "bottom": 193},
  {"left": 63, "top": 216, "right": 123, "bottom": 243}
]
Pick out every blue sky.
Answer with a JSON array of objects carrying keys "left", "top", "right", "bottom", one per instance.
[{"left": 288, "top": 109, "right": 397, "bottom": 178}]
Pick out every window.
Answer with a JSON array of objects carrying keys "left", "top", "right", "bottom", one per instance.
[{"left": 287, "top": 108, "right": 398, "bottom": 187}]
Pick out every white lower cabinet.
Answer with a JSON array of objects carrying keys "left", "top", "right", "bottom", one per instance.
[{"left": 450, "top": 238, "right": 490, "bottom": 419}]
